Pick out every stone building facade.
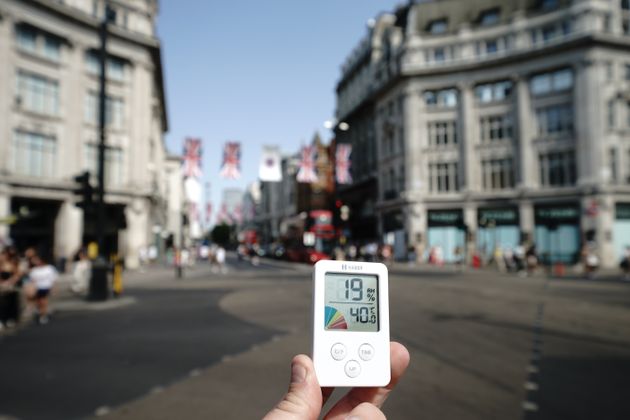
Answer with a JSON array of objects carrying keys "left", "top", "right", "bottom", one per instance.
[
  {"left": 336, "top": 0, "right": 630, "bottom": 267},
  {"left": 0, "top": 0, "right": 180, "bottom": 268}
]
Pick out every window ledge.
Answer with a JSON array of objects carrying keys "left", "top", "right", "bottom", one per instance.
[{"left": 15, "top": 48, "right": 62, "bottom": 68}]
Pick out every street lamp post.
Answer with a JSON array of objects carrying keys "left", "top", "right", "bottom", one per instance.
[
  {"left": 88, "top": 4, "right": 116, "bottom": 301},
  {"left": 324, "top": 119, "right": 350, "bottom": 247}
]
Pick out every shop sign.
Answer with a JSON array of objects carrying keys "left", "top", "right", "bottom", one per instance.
[
  {"left": 616, "top": 203, "right": 630, "bottom": 220},
  {"left": 478, "top": 208, "right": 518, "bottom": 226},
  {"left": 535, "top": 205, "right": 579, "bottom": 222},
  {"left": 428, "top": 210, "right": 463, "bottom": 226}
]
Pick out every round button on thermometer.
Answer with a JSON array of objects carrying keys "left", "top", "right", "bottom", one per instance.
[
  {"left": 330, "top": 343, "right": 347, "bottom": 361},
  {"left": 344, "top": 360, "right": 361, "bottom": 378},
  {"left": 358, "top": 344, "right": 374, "bottom": 361}
]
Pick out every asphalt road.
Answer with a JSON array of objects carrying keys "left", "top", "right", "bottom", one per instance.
[{"left": 0, "top": 257, "right": 629, "bottom": 420}]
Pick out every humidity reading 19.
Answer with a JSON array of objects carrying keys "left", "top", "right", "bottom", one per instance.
[{"left": 324, "top": 273, "right": 378, "bottom": 332}]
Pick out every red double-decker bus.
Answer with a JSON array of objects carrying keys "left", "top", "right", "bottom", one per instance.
[{"left": 283, "top": 210, "right": 336, "bottom": 264}]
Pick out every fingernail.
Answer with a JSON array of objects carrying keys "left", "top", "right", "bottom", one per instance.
[
  {"left": 345, "top": 416, "right": 361, "bottom": 420},
  {"left": 291, "top": 362, "right": 306, "bottom": 384}
]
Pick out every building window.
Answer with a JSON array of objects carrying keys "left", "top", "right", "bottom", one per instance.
[
  {"left": 85, "top": 92, "right": 124, "bottom": 129},
  {"left": 11, "top": 131, "right": 56, "bottom": 178},
  {"left": 86, "top": 50, "right": 126, "bottom": 81},
  {"left": 610, "top": 148, "right": 618, "bottom": 183},
  {"left": 479, "top": 8, "right": 500, "bottom": 26},
  {"left": 608, "top": 100, "right": 616, "bottom": 129},
  {"left": 535, "top": 104, "right": 573, "bottom": 136},
  {"left": 429, "top": 162, "right": 459, "bottom": 193},
  {"left": 480, "top": 114, "right": 513, "bottom": 142},
  {"left": 530, "top": 68, "right": 573, "bottom": 95},
  {"left": 605, "top": 62, "right": 614, "bottom": 82},
  {"left": 624, "top": 64, "right": 630, "bottom": 80},
  {"left": 428, "top": 19, "right": 448, "bottom": 35},
  {"left": 424, "top": 88, "right": 458, "bottom": 107},
  {"left": 485, "top": 39, "right": 498, "bottom": 54},
  {"left": 16, "top": 25, "right": 37, "bottom": 53},
  {"left": 538, "top": 150, "right": 576, "bottom": 187},
  {"left": 16, "top": 71, "right": 59, "bottom": 116},
  {"left": 44, "top": 37, "right": 61, "bottom": 61},
  {"left": 15, "top": 25, "right": 61, "bottom": 62},
  {"left": 475, "top": 80, "right": 513, "bottom": 103},
  {"left": 623, "top": 0, "right": 630, "bottom": 11},
  {"left": 434, "top": 47, "right": 445, "bottom": 62},
  {"left": 428, "top": 121, "right": 458, "bottom": 146},
  {"left": 85, "top": 144, "right": 123, "bottom": 187},
  {"left": 482, "top": 158, "right": 515, "bottom": 190},
  {"left": 541, "top": 0, "right": 558, "bottom": 11}
]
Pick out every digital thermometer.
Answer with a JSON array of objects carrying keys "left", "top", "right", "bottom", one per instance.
[{"left": 312, "top": 260, "right": 390, "bottom": 387}]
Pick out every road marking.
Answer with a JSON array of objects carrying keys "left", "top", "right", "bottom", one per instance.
[
  {"left": 524, "top": 381, "right": 539, "bottom": 391},
  {"left": 522, "top": 401, "right": 539, "bottom": 412},
  {"left": 94, "top": 406, "right": 110, "bottom": 416}
]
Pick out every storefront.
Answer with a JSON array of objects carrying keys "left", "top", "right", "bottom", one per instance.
[
  {"left": 9, "top": 197, "right": 61, "bottom": 259},
  {"left": 614, "top": 203, "right": 630, "bottom": 262},
  {"left": 427, "top": 209, "right": 466, "bottom": 263},
  {"left": 476, "top": 207, "right": 520, "bottom": 258},
  {"left": 534, "top": 204, "right": 580, "bottom": 264}
]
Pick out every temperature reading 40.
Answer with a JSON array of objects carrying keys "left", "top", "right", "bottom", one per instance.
[{"left": 350, "top": 307, "right": 371, "bottom": 323}]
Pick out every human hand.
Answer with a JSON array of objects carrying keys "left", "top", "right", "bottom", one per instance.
[{"left": 263, "top": 342, "right": 410, "bottom": 420}]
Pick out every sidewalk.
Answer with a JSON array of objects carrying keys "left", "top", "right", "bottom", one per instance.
[{"left": 387, "top": 260, "right": 630, "bottom": 283}]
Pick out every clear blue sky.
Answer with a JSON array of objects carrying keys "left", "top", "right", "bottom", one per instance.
[{"left": 158, "top": 0, "right": 403, "bottom": 218}]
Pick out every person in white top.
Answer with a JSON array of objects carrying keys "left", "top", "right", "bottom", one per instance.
[
  {"left": 28, "top": 254, "right": 58, "bottom": 325},
  {"left": 215, "top": 246, "right": 227, "bottom": 274}
]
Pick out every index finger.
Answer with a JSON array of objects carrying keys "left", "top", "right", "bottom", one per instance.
[{"left": 323, "top": 342, "right": 410, "bottom": 420}]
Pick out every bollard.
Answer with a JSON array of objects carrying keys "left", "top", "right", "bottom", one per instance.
[{"left": 113, "top": 255, "right": 123, "bottom": 296}]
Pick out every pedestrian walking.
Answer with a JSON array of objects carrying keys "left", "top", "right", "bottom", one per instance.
[
  {"left": 514, "top": 244, "right": 526, "bottom": 275},
  {"left": 70, "top": 248, "right": 91, "bottom": 295},
  {"left": 525, "top": 245, "right": 538, "bottom": 276},
  {"left": 347, "top": 244, "right": 357, "bottom": 261},
  {"left": 216, "top": 246, "right": 227, "bottom": 273},
  {"left": 503, "top": 247, "right": 516, "bottom": 272},
  {"left": 581, "top": 242, "right": 599, "bottom": 279},
  {"left": 0, "top": 247, "right": 22, "bottom": 330},
  {"left": 26, "top": 254, "right": 58, "bottom": 325},
  {"left": 620, "top": 246, "right": 630, "bottom": 281}
]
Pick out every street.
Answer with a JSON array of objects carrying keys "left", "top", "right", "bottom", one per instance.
[{"left": 1, "top": 257, "right": 629, "bottom": 419}]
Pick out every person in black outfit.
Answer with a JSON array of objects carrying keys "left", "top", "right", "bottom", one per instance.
[{"left": 0, "top": 247, "right": 22, "bottom": 330}]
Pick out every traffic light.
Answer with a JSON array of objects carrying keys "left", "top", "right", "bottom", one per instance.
[{"left": 73, "top": 171, "right": 94, "bottom": 211}]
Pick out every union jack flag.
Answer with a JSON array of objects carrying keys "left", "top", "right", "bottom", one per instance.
[
  {"left": 220, "top": 142, "right": 241, "bottom": 179},
  {"left": 205, "top": 202, "right": 212, "bottom": 224},
  {"left": 233, "top": 204, "right": 243, "bottom": 225},
  {"left": 296, "top": 145, "right": 318, "bottom": 183},
  {"left": 189, "top": 202, "right": 200, "bottom": 223},
  {"left": 215, "top": 203, "right": 230, "bottom": 225},
  {"left": 182, "top": 138, "right": 203, "bottom": 179},
  {"left": 335, "top": 144, "right": 353, "bottom": 184}
]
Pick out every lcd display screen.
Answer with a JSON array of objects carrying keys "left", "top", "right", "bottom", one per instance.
[{"left": 324, "top": 273, "right": 378, "bottom": 332}]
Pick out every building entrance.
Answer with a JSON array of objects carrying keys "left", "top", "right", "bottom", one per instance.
[
  {"left": 534, "top": 204, "right": 580, "bottom": 264},
  {"left": 614, "top": 203, "right": 630, "bottom": 263},
  {"left": 9, "top": 197, "right": 61, "bottom": 260},
  {"left": 476, "top": 207, "right": 520, "bottom": 260},
  {"left": 427, "top": 209, "right": 465, "bottom": 263}
]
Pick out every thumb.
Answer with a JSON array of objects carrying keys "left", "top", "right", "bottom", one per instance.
[{"left": 263, "top": 355, "right": 323, "bottom": 420}]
